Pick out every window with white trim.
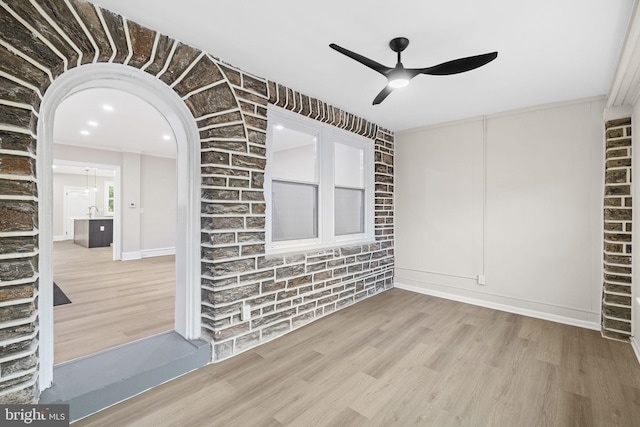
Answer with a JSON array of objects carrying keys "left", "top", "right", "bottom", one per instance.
[
  {"left": 266, "top": 106, "right": 374, "bottom": 253},
  {"left": 104, "top": 181, "right": 114, "bottom": 216}
]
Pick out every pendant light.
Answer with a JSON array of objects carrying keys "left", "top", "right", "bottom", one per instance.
[
  {"left": 84, "top": 167, "right": 90, "bottom": 193},
  {"left": 93, "top": 168, "right": 98, "bottom": 192}
]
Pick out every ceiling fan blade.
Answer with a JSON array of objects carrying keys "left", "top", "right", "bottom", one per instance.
[
  {"left": 330, "top": 43, "right": 392, "bottom": 76},
  {"left": 416, "top": 52, "right": 498, "bottom": 76},
  {"left": 372, "top": 86, "right": 394, "bottom": 105}
]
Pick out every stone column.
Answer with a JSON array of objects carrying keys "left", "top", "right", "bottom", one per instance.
[{"left": 602, "top": 118, "right": 632, "bottom": 340}]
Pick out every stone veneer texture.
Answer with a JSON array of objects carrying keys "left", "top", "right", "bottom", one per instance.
[
  {"left": 0, "top": 0, "right": 394, "bottom": 403},
  {"left": 602, "top": 118, "right": 632, "bottom": 341}
]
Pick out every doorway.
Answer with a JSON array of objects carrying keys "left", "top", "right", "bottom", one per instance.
[
  {"left": 38, "top": 64, "right": 202, "bottom": 389},
  {"left": 51, "top": 88, "right": 179, "bottom": 363},
  {"left": 63, "top": 186, "right": 94, "bottom": 240}
]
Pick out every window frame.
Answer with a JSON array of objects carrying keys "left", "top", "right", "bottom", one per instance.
[{"left": 265, "top": 106, "right": 375, "bottom": 254}]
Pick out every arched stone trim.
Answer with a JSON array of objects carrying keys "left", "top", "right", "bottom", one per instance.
[
  {"left": 267, "top": 81, "right": 382, "bottom": 140},
  {"left": 35, "top": 63, "right": 205, "bottom": 391},
  {"left": 0, "top": 0, "right": 395, "bottom": 404}
]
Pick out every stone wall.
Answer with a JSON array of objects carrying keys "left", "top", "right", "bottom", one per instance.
[
  {"left": 203, "top": 88, "right": 395, "bottom": 358},
  {"left": 602, "top": 117, "right": 632, "bottom": 340},
  {"left": 0, "top": 0, "right": 394, "bottom": 403}
]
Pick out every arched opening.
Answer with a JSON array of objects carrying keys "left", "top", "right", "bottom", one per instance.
[
  {"left": 37, "top": 64, "right": 202, "bottom": 389},
  {"left": 52, "top": 87, "right": 179, "bottom": 363}
]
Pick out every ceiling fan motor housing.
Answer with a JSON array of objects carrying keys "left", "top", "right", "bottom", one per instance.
[{"left": 389, "top": 37, "right": 410, "bottom": 53}]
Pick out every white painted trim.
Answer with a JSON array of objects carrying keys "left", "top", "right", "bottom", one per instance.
[
  {"left": 121, "top": 251, "right": 142, "bottom": 261},
  {"left": 394, "top": 280, "right": 601, "bottom": 331},
  {"left": 122, "top": 247, "right": 176, "bottom": 260},
  {"left": 631, "top": 336, "right": 640, "bottom": 365},
  {"left": 604, "top": 105, "right": 634, "bottom": 122},
  {"left": 608, "top": 0, "right": 640, "bottom": 107},
  {"left": 37, "top": 63, "right": 201, "bottom": 392},
  {"left": 265, "top": 105, "right": 375, "bottom": 254},
  {"left": 53, "top": 236, "right": 66, "bottom": 242},
  {"left": 141, "top": 247, "right": 176, "bottom": 258},
  {"left": 37, "top": 79, "right": 55, "bottom": 389}
]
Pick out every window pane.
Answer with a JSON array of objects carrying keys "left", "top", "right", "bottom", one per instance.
[
  {"left": 272, "top": 181, "right": 318, "bottom": 241},
  {"left": 335, "top": 142, "right": 364, "bottom": 188},
  {"left": 272, "top": 126, "right": 317, "bottom": 183},
  {"left": 335, "top": 187, "right": 364, "bottom": 235}
]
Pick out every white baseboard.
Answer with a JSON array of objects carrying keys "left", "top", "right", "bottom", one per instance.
[
  {"left": 53, "top": 235, "right": 66, "bottom": 242},
  {"left": 632, "top": 336, "right": 640, "bottom": 365},
  {"left": 121, "top": 251, "right": 142, "bottom": 261},
  {"left": 121, "top": 247, "right": 175, "bottom": 261},
  {"left": 141, "top": 247, "right": 176, "bottom": 258},
  {"left": 394, "top": 280, "right": 601, "bottom": 331}
]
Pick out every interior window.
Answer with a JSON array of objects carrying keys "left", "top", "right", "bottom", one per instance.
[{"left": 266, "top": 107, "right": 374, "bottom": 253}]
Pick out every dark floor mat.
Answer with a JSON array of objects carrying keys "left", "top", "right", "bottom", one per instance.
[{"left": 54, "top": 282, "right": 72, "bottom": 306}]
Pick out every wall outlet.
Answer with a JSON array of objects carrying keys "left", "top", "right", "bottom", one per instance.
[
  {"left": 242, "top": 303, "right": 251, "bottom": 321},
  {"left": 478, "top": 274, "right": 486, "bottom": 285}
]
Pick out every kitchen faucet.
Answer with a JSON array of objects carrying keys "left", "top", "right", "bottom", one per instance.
[{"left": 88, "top": 205, "right": 98, "bottom": 218}]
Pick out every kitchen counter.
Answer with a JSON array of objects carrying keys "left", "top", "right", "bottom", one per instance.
[{"left": 74, "top": 217, "right": 113, "bottom": 248}]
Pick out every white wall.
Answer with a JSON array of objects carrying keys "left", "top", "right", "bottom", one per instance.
[{"left": 395, "top": 97, "right": 605, "bottom": 328}]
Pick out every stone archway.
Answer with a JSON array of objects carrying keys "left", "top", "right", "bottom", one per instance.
[
  {"left": 0, "top": 0, "right": 249, "bottom": 402},
  {"left": 37, "top": 62, "right": 204, "bottom": 388}
]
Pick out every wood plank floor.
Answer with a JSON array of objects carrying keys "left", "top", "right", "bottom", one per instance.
[
  {"left": 53, "top": 241, "right": 175, "bottom": 364},
  {"left": 74, "top": 287, "right": 640, "bottom": 426}
]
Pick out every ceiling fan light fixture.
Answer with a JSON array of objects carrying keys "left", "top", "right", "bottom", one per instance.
[
  {"left": 387, "top": 67, "right": 411, "bottom": 89},
  {"left": 388, "top": 77, "right": 410, "bottom": 88},
  {"left": 330, "top": 37, "right": 498, "bottom": 105}
]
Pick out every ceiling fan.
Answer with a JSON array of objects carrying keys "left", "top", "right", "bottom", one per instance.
[{"left": 329, "top": 37, "right": 498, "bottom": 105}]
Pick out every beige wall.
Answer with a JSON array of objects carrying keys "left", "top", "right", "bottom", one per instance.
[
  {"left": 53, "top": 144, "right": 177, "bottom": 255},
  {"left": 395, "top": 97, "right": 605, "bottom": 327},
  {"left": 141, "top": 155, "right": 177, "bottom": 251}
]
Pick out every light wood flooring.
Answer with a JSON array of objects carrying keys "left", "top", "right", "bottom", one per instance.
[
  {"left": 74, "top": 287, "right": 640, "bottom": 426},
  {"left": 53, "top": 240, "right": 175, "bottom": 364}
]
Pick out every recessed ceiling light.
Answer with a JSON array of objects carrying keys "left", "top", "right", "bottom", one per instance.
[
  {"left": 275, "top": 124, "right": 284, "bottom": 130},
  {"left": 162, "top": 134, "right": 171, "bottom": 140},
  {"left": 80, "top": 130, "right": 90, "bottom": 136},
  {"left": 51, "top": 165, "right": 57, "bottom": 169},
  {"left": 102, "top": 104, "right": 114, "bottom": 112},
  {"left": 88, "top": 120, "right": 98, "bottom": 127}
]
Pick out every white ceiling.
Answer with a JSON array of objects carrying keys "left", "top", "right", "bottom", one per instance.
[
  {"left": 88, "top": 0, "right": 635, "bottom": 132},
  {"left": 54, "top": 87, "right": 176, "bottom": 157}
]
